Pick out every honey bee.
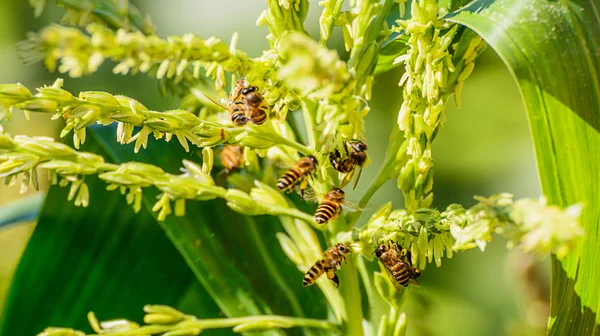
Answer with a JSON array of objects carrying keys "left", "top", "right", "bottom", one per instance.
[
  {"left": 375, "top": 242, "right": 422, "bottom": 288},
  {"left": 329, "top": 139, "right": 368, "bottom": 189},
  {"left": 220, "top": 144, "right": 244, "bottom": 171},
  {"left": 277, "top": 155, "right": 318, "bottom": 196},
  {"left": 303, "top": 243, "right": 351, "bottom": 288},
  {"left": 314, "top": 188, "right": 347, "bottom": 225},
  {"left": 202, "top": 79, "right": 269, "bottom": 126},
  {"left": 230, "top": 80, "right": 269, "bottom": 125}
]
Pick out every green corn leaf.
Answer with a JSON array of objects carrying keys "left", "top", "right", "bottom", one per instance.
[
  {"left": 374, "top": 33, "right": 409, "bottom": 76},
  {"left": 0, "top": 192, "right": 44, "bottom": 228},
  {"left": 446, "top": 0, "right": 600, "bottom": 332},
  {"left": 0, "top": 157, "right": 222, "bottom": 335}
]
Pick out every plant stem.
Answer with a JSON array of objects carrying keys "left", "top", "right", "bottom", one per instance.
[
  {"left": 300, "top": 99, "right": 318, "bottom": 150},
  {"left": 339, "top": 254, "right": 364, "bottom": 336},
  {"left": 85, "top": 315, "right": 338, "bottom": 335},
  {"left": 331, "top": 215, "right": 364, "bottom": 335},
  {"left": 272, "top": 207, "right": 324, "bottom": 231}
]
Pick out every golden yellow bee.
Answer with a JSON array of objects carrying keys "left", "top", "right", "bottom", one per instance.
[
  {"left": 202, "top": 79, "right": 269, "bottom": 126},
  {"left": 329, "top": 139, "right": 368, "bottom": 189},
  {"left": 220, "top": 144, "right": 244, "bottom": 171},
  {"left": 277, "top": 155, "right": 318, "bottom": 196},
  {"left": 375, "top": 242, "right": 422, "bottom": 288},
  {"left": 303, "top": 243, "right": 351, "bottom": 288},
  {"left": 314, "top": 188, "right": 346, "bottom": 225}
]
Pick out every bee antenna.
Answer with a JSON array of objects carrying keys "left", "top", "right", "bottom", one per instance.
[{"left": 199, "top": 91, "right": 227, "bottom": 110}]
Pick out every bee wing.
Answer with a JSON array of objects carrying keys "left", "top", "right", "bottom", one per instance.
[
  {"left": 341, "top": 200, "right": 365, "bottom": 212},
  {"left": 352, "top": 167, "right": 363, "bottom": 190},
  {"left": 338, "top": 169, "right": 354, "bottom": 189},
  {"left": 408, "top": 278, "right": 421, "bottom": 287},
  {"left": 380, "top": 266, "right": 405, "bottom": 291},
  {"left": 301, "top": 187, "right": 320, "bottom": 203}
]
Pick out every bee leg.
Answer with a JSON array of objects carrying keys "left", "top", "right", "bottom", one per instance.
[
  {"left": 326, "top": 269, "right": 340, "bottom": 288},
  {"left": 299, "top": 178, "right": 308, "bottom": 198},
  {"left": 332, "top": 205, "right": 343, "bottom": 220}
]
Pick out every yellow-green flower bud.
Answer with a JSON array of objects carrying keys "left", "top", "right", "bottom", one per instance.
[
  {"left": 37, "top": 87, "right": 74, "bottom": 103},
  {"left": 0, "top": 83, "right": 32, "bottom": 99},
  {"left": 120, "top": 162, "right": 165, "bottom": 176},
  {"left": 236, "top": 131, "right": 275, "bottom": 149},
  {"left": 233, "top": 320, "right": 291, "bottom": 333},
  {"left": 225, "top": 189, "right": 263, "bottom": 216},
  {"left": 143, "top": 313, "right": 183, "bottom": 325},
  {"left": 163, "top": 328, "right": 203, "bottom": 336},
  {"left": 17, "top": 99, "right": 58, "bottom": 113},
  {"left": 79, "top": 91, "right": 120, "bottom": 107},
  {"left": 0, "top": 133, "right": 15, "bottom": 149},
  {"left": 250, "top": 181, "right": 288, "bottom": 208},
  {"left": 99, "top": 172, "right": 153, "bottom": 187},
  {"left": 37, "top": 327, "right": 85, "bottom": 336}
]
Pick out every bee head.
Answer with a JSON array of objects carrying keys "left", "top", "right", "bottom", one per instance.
[
  {"left": 414, "top": 268, "right": 422, "bottom": 277},
  {"left": 307, "top": 155, "right": 318, "bottom": 165},
  {"left": 242, "top": 86, "right": 257, "bottom": 95},
  {"left": 374, "top": 244, "right": 388, "bottom": 257},
  {"left": 349, "top": 140, "right": 367, "bottom": 152},
  {"left": 337, "top": 243, "right": 351, "bottom": 255},
  {"left": 329, "top": 188, "right": 345, "bottom": 201},
  {"left": 234, "top": 79, "right": 246, "bottom": 91}
]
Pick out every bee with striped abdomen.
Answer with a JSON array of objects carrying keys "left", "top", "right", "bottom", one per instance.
[
  {"left": 303, "top": 243, "right": 351, "bottom": 288},
  {"left": 375, "top": 242, "right": 421, "bottom": 288},
  {"left": 329, "top": 139, "right": 368, "bottom": 189},
  {"left": 314, "top": 188, "right": 347, "bottom": 225},
  {"left": 277, "top": 155, "right": 318, "bottom": 196},
  {"left": 201, "top": 79, "right": 268, "bottom": 126},
  {"left": 229, "top": 80, "right": 269, "bottom": 125},
  {"left": 220, "top": 144, "right": 244, "bottom": 171}
]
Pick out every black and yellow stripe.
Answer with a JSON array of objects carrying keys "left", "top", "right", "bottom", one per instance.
[
  {"left": 390, "top": 263, "right": 410, "bottom": 287},
  {"left": 250, "top": 107, "right": 267, "bottom": 125},
  {"left": 303, "top": 260, "right": 326, "bottom": 286},
  {"left": 277, "top": 168, "right": 302, "bottom": 190},
  {"left": 315, "top": 201, "right": 338, "bottom": 224}
]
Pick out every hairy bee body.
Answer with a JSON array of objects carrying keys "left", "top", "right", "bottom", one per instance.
[
  {"left": 228, "top": 81, "right": 249, "bottom": 126},
  {"left": 303, "top": 243, "right": 351, "bottom": 288},
  {"left": 220, "top": 145, "right": 244, "bottom": 171},
  {"left": 229, "top": 80, "right": 268, "bottom": 126},
  {"left": 375, "top": 243, "right": 421, "bottom": 287},
  {"left": 329, "top": 140, "right": 368, "bottom": 188},
  {"left": 277, "top": 155, "right": 318, "bottom": 194},
  {"left": 315, "top": 188, "right": 345, "bottom": 225}
]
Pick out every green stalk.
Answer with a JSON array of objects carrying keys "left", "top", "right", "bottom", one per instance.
[
  {"left": 82, "top": 315, "right": 338, "bottom": 335},
  {"left": 272, "top": 207, "right": 323, "bottom": 231},
  {"left": 331, "top": 213, "right": 364, "bottom": 335},
  {"left": 300, "top": 99, "right": 318, "bottom": 150},
  {"left": 339, "top": 255, "right": 364, "bottom": 336}
]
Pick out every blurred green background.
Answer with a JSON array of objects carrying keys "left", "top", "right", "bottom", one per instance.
[{"left": 0, "top": 1, "right": 548, "bottom": 335}]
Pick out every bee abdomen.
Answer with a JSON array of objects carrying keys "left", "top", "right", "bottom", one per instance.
[
  {"left": 250, "top": 111, "right": 267, "bottom": 125},
  {"left": 390, "top": 264, "right": 410, "bottom": 286},
  {"left": 277, "top": 169, "right": 301, "bottom": 190},
  {"left": 315, "top": 202, "right": 337, "bottom": 224},
  {"left": 303, "top": 261, "right": 326, "bottom": 287}
]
